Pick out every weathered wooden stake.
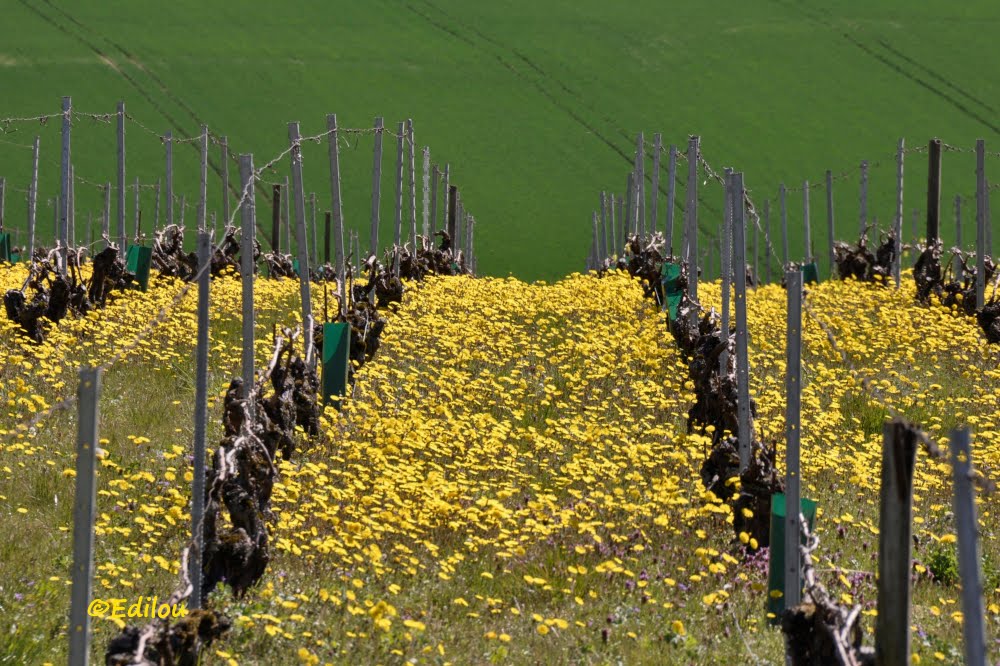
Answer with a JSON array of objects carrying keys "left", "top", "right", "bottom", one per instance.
[
  {"left": 780, "top": 183, "right": 789, "bottom": 267},
  {"left": 956, "top": 195, "right": 964, "bottom": 280},
  {"left": 875, "top": 420, "right": 918, "bottom": 666},
  {"left": 189, "top": 231, "right": 210, "bottom": 609},
  {"left": 860, "top": 159, "right": 868, "bottom": 235},
  {"left": 609, "top": 193, "right": 617, "bottom": 257},
  {"left": 894, "top": 138, "right": 905, "bottom": 288},
  {"left": 442, "top": 164, "right": 450, "bottom": 237},
  {"left": 289, "top": 122, "right": 314, "bottom": 364},
  {"left": 785, "top": 268, "right": 803, "bottom": 606},
  {"left": 733, "top": 172, "right": 751, "bottom": 471},
  {"left": 102, "top": 185, "right": 110, "bottom": 249},
  {"left": 430, "top": 164, "right": 439, "bottom": 237},
  {"left": 221, "top": 136, "right": 230, "bottom": 227},
  {"left": 977, "top": 140, "right": 986, "bottom": 310},
  {"left": 198, "top": 126, "right": 208, "bottom": 234},
  {"left": 826, "top": 169, "right": 835, "bottom": 277},
  {"left": 407, "top": 119, "right": 417, "bottom": 245},
  {"left": 949, "top": 427, "right": 987, "bottom": 666},
  {"left": 685, "top": 136, "right": 700, "bottom": 322},
  {"left": 599, "top": 191, "right": 608, "bottom": 261},
  {"left": 326, "top": 114, "right": 346, "bottom": 308},
  {"left": 422, "top": 147, "right": 430, "bottom": 248},
  {"left": 284, "top": 176, "right": 291, "bottom": 255},
  {"left": 803, "top": 180, "right": 811, "bottom": 264},
  {"left": 636, "top": 134, "right": 645, "bottom": 238},
  {"left": 68, "top": 367, "right": 102, "bottom": 666},
  {"left": 60, "top": 96, "right": 71, "bottom": 271},
  {"left": 927, "top": 139, "right": 943, "bottom": 245},
  {"left": 651, "top": 133, "right": 662, "bottom": 236},
  {"left": 28, "top": 136, "right": 39, "bottom": 257},
  {"left": 765, "top": 198, "right": 772, "bottom": 284},
  {"left": 271, "top": 184, "right": 281, "bottom": 254},
  {"left": 393, "top": 121, "right": 405, "bottom": 274},
  {"left": 114, "top": 101, "right": 126, "bottom": 253},
  {"left": 165, "top": 130, "right": 174, "bottom": 229},
  {"left": 667, "top": 144, "right": 678, "bottom": 256},
  {"left": 370, "top": 116, "right": 384, "bottom": 257},
  {"left": 721, "top": 169, "right": 733, "bottom": 376},
  {"left": 239, "top": 154, "right": 257, "bottom": 411}
]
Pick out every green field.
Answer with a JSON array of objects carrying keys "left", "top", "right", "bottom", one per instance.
[{"left": 1, "top": 0, "right": 999, "bottom": 280}]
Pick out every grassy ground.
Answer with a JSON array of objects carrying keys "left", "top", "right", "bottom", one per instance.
[
  {"left": 1, "top": 263, "right": 999, "bottom": 664},
  {"left": 1, "top": 1, "right": 1000, "bottom": 279}
]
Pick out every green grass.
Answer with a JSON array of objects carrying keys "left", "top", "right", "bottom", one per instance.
[{"left": 2, "top": 0, "right": 1000, "bottom": 280}]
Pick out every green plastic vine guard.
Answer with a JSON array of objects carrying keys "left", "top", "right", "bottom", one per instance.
[
  {"left": 0, "top": 232, "right": 11, "bottom": 263},
  {"left": 802, "top": 262, "right": 819, "bottom": 285},
  {"left": 662, "top": 262, "right": 683, "bottom": 321},
  {"left": 125, "top": 245, "right": 152, "bottom": 292},
  {"left": 766, "top": 493, "right": 818, "bottom": 622},
  {"left": 321, "top": 322, "right": 350, "bottom": 409}
]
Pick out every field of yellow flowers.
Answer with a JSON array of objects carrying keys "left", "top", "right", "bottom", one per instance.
[{"left": 0, "top": 263, "right": 998, "bottom": 664}]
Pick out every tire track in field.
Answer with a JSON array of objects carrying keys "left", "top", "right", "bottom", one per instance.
[
  {"left": 771, "top": 0, "right": 1000, "bottom": 136},
  {"left": 38, "top": 0, "right": 252, "bottom": 207},
  {"left": 17, "top": 0, "right": 275, "bottom": 246},
  {"left": 405, "top": 0, "right": 722, "bottom": 236},
  {"left": 412, "top": 0, "right": 702, "bottom": 209},
  {"left": 874, "top": 38, "right": 996, "bottom": 115}
]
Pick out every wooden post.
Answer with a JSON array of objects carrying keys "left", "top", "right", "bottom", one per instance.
[
  {"left": 636, "top": 134, "right": 645, "bottom": 238},
  {"left": 68, "top": 368, "right": 101, "bottom": 664},
  {"left": 785, "top": 268, "right": 803, "bottom": 606},
  {"left": 753, "top": 206, "right": 759, "bottom": 288},
  {"left": 780, "top": 183, "right": 789, "bottom": 267},
  {"left": 271, "top": 184, "right": 281, "bottom": 254},
  {"left": 977, "top": 140, "right": 986, "bottom": 310},
  {"left": 599, "top": 191, "right": 608, "bottom": 261},
  {"left": 60, "top": 96, "right": 71, "bottom": 271},
  {"left": 289, "top": 122, "right": 314, "bottom": 364},
  {"left": 430, "top": 164, "right": 439, "bottom": 237},
  {"left": 803, "top": 180, "right": 811, "bottom": 263},
  {"left": 133, "top": 176, "right": 141, "bottom": 242},
  {"left": 651, "top": 133, "right": 662, "bottom": 236},
  {"left": 765, "top": 198, "right": 772, "bottom": 285},
  {"left": 326, "top": 114, "right": 345, "bottom": 307},
  {"left": 986, "top": 181, "right": 992, "bottom": 258},
  {"left": 455, "top": 193, "right": 463, "bottom": 256},
  {"left": 734, "top": 172, "right": 751, "bottom": 471},
  {"left": 284, "top": 176, "right": 291, "bottom": 255},
  {"left": 860, "top": 160, "right": 868, "bottom": 236},
  {"left": 667, "top": 144, "right": 678, "bottom": 256},
  {"left": 875, "top": 420, "right": 919, "bottom": 666},
  {"left": 422, "top": 147, "right": 430, "bottom": 248},
  {"left": 442, "top": 164, "right": 450, "bottom": 237},
  {"left": 826, "top": 169, "right": 835, "bottom": 277},
  {"left": 927, "top": 138, "right": 943, "bottom": 245},
  {"left": 334, "top": 213, "right": 351, "bottom": 315},
  {"left": 894, "top": 138, "right": 905, "bottom": 288},
  {"left": 220, "top": 136, "right": 230, "bottom": 228},
  {"left": 617, "top": 195, "right": 625, "bottom": 257},
  {"left": 102, "top": 185, "right": 110, "bottom": 249},
  {"left": 369, "top": 116, "right": 384, "bottom": 257},
  {"left": 28, "top": 136, "right": 39, "bottom": 257},
  {"left": 393, "top": 121, "right": 405, "bottom": 274},
  {"left": 189, "top": 231, "right": 210, "bottom": 609},
  {"left": 112, "top": 101, "right": 125, "bottom": 253},
  {"left": 609, "top": 193, "right": 617, "bottom": 258},
  {"left": 721, "top": 170, "right": 733, "bottom": 376},
  {"left": 448, "top": 185, "right": 458, "bottom": 244},
  {"left": 956, "top": 195, "right": 963, "bottom": 280},
  {"left": 69, "top": 164, "right": 75, "bottom": 249},
  {"left": 685, "top": 135, "right": 700, "bottom": 322},
  {"left": 198, "top": 126, "right": 208, "bottom": 234},
  {"left": 310, "top": 192, "right": 318, "bottom": 265},
  {"left": 153, "top": 179, "right": 160, "bottom": 232},
  {"left": 625, "top": 172, "right": 634, "bottom": 240},
  {"left": 239, "top": 155, "right": 256, "bottom": 412},
  {"left": 949, "top": 428, "right": 987, "bottom": 666},
  {"left": 407, "top": 119, "right": 417, "bottom": 245},
  {"left": 324, "top": 212, "right": 331, "bottom": 265},
  {"left": 591, "top": 211, "right": 600, "bottom": 272},
  {"left": 469, "top": 215, "right": 476, "bottom": 274},
  {"left": 165, "top": 130, "right": 173, "bottom": 228}
]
